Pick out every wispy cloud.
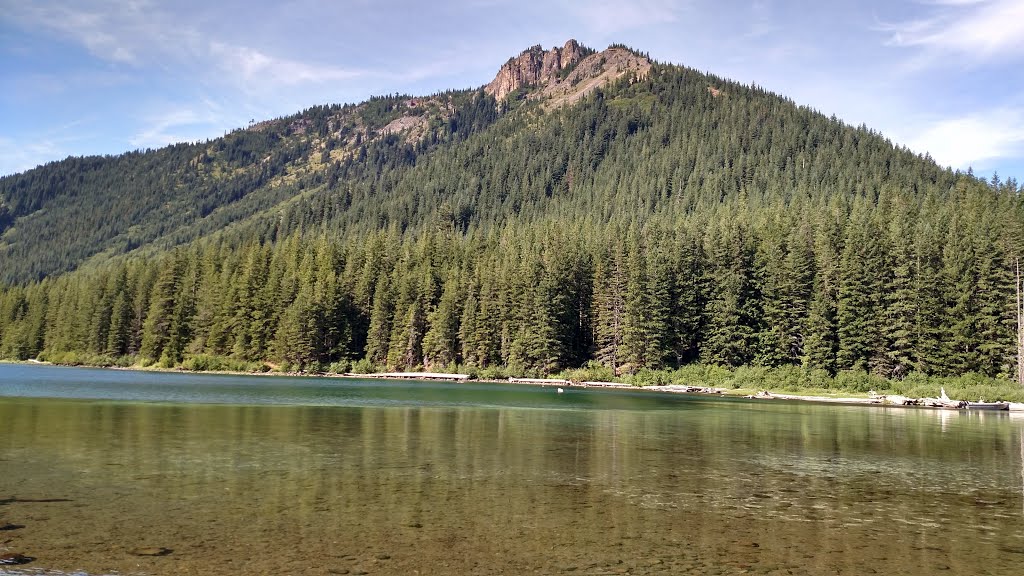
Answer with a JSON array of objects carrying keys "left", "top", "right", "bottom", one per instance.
[
  {"left": 208, "top": 42, "right": 364, "bottom": 90},
  {"left": 2, "top": 0, "right": 173, "bottom": 64},
  {"left": 2, "top": 0, "right": 360, "bottom": 95},
  {"left": 0, "top": 136, "right": 64, "bottom": 175},
  {"left": 882, "top": 0, "right": 1024, "bottom": 61},
  {"left": 0, "top": 119, "right": 93, "bottom": 175},
  {"left": 745, "top": 0, "right": 779, "bottom": 39},
  {"left": 562, "top": 0, "right": 686, "bottom": 35},
  {"left": 905, "top": 108, "right": 1024, "bottom": 170},
  {"left": 129, "top": 106, "right": 213, "bottom": 150}
]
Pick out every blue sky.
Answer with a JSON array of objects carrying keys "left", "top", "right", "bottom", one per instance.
[{"left": 2, "top": 0, "right": 1023, "bottom": 182}]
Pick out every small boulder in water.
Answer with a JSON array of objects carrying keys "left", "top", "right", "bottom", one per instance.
[
  {"left": 130, "top": 547, "right": 173, "bottom": 556},
  {"left": 0, "top": 552, "right": 34, "bottom": 565}
]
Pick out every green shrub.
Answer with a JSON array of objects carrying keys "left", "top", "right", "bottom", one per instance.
[
  {"left": 113, "top": 354, "right": 137, "bottom": 368},
  {"left": 558, "top": 361, "right": 616, "bottom": 383},
  {"left": 476, "top": 365, "right": 510, "bottom": 381},
  {"left": 456, "top": 364, "right": 480, "bottom": 380},
  {"left": 349, "top": 358, "right": 376, "bottom": 374},
  {"left": 326, "top": 360, "right": 350, "bottom": 374},
  {"left": 673, "top": 364, "right": 732, "bottom": 387},
  {"left": 181, "top": 354, "right": 217, "bottom": 371},
  {"left": 834, "top": 370, "right": 889, "bottom": 393},
  {"left": 626, "top": 368, "right": 673, "bottom": 387},
  {"left": 727, "top": 366, "right": 770, "bottom": 390},
  {"left": 44, "top": 351, "right": 119, "bottom": 367}
]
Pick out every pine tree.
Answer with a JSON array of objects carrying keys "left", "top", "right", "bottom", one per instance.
[
  {"left": 781, "top": 220, "right": 815, "bottom": 362},
  {"left": 1016, "top": 257, "right": 1023, "bottom": 386},
  {"left": 754, "top": 224, "right": 789, "bottom": 366},
  {"left": 883, "top": 197, "right": 917, "bottom": 378},
  {"left": 836, "top": 202, "right": 888, "bottom": 373},
  {"left": 701, "top": 218, "right": 758, "bottom": 367},
  {"left": 592, "top": 244, "right": 627, "bottom": 373},
  {"left": 621, "top": 243, "right": 650, "bottom": 371},
  {"left": 364, "top": 276, "right": 394, "bottom": 367},
  {"left": 275, "top": 290, "right": 316, "bottom": 370},
  {"left": 422, "top": 272, "right": 463, "bottom": 368},
  {"left": 106, "top": 289, "right": 132, "bottom": 357},
  {"left": 670, "top": 229, "right": 704, "bottom": 366},
  {"left": 803, "top": 211, "right": 841, "bottom": 373},
  {"left": 911, "top": 214, "right": 946, "bottom": 374},
  {"left": 160, "top": 254, "right": 199, "bottom": 366},
  {"left": 973, "top": 228, "right": 1014, "bottom": 376},
  {"left": 941, "top": 211, "right": 980, "bottom": 374},
  {"left": 140, "top": 255, "right": 183, "bottom": 362},
  {"left": 459, "top": 273, "right": 483, "bottom": 366}
]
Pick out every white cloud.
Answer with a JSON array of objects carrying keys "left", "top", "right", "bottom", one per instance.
[
  {"left": 563, "top": 0, "right": 685, "bottom": 35},
  {"left": 883, "top": 0, "right": 1024, "bottom": 60},
  {"left": 2, "top": 1, "right": 360, "bottom": 94},
  {"left": 745, "top": 0, "right": 779, "bottom": 39},
  {"left": 0, "top": 136, "right": 61, "bottom": 175},
  {"left": 208, "top": 42, "right": 364, "bottom": 89},
  {"left": 905, "top": 108, "right": 1024, "bottom": 170},
  {"left": 1, "top": 0, "right": 171, "bottom": 64},
  {"left": 0, "top": 124, "right": 91, "bottom": 176},
  {"left": 0, "top": 117, "right": 100, "bottom": 175},
  {"left": 129, "top": 107, "right": 208, "bottom": 149}
]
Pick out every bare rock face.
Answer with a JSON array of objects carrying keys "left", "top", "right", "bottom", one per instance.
[
  {"left": 485, "top": 40, "right": 585, "bottom": 101},
  {"left": 484, "top": 40, "right": 652, "bottom": 109},
  {"left": 540, "top": 46, "right": 651, "bottom": 107}
]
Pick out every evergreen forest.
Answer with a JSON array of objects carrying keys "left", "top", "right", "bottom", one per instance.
[{"left": 1, "top": 53, "right": 1022, "bottom": 395}]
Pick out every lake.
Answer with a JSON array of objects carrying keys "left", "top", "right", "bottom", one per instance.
[{"left": 1, "top": 364, "right": 1023, "bottom": 575}]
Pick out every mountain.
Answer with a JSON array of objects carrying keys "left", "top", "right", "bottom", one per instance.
[{"left": 0, "top": 41, "right": 1021, "bottom": 385}]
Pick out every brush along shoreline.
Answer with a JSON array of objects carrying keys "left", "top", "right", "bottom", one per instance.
[
  {"left": 348, "top": 371, "right": 1024, "bottom": 411},
  {"left": 4, "top": 360, "right": 1022, "bottom": 411}
]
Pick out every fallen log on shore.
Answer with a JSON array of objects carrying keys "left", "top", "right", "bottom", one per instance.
[
  {"left": 350, "top": 372, "right": 470, "bottom": 381},
  {"left": 580, "top": 381, "right": 626, "bottom": 388},
  {"left": 508, "top": 377, "right": 571, "bottom": 385},
  {"left": 657, "top": 384, "right": 725, "bottom": 394}
]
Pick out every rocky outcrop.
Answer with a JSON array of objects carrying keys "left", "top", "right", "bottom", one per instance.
[
  {"left": 539, "top": 46, "right": 651, "bottom": 108},
  {"left": 484, "top": 40, "right": 652, "bottom": 109},
  {"left": 485, "top": 40, "right": 585, "bottom": 101}
]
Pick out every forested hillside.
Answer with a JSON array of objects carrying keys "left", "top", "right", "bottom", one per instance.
[
  {"left": 1, "top": 43, "right": 1022, "bottom": 384},
  {"left": 0, "top": 90, "right": 498, "bottom": 283}
]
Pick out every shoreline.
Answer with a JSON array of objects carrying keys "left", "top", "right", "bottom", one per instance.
[{"left": 3, "top": 359, "right": 1022, "bottom": 412}]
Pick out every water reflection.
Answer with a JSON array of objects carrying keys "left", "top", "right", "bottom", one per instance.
[{"left": 1, "top": 396, "right": 1023, "bottom": 575}]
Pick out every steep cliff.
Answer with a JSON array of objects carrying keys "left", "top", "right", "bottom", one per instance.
[
  {"left": 484, "top": 40, "right": 586, "bottom": 100},
  {"left": 484, "top": 40, "right": 651, "bottom": 108}
]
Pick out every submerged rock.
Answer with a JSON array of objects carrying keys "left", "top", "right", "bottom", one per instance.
[
  {"left": 130, "top": 546, "right": 173, "bottom": 556},
  {"left": 0, "top": 552, "right": 34, "bottom": 565}
]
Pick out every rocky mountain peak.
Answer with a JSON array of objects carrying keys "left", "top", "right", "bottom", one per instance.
[
  {"left": 484, "top": 40, "right": 652, "bottom": 108},
  {"left": 485, "top": 40, "right": 586, "bottom": 101}
]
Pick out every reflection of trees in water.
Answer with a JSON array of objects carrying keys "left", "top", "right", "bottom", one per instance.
[{"left": 1, "top": 399, "right": 1023, "bottom": 574}]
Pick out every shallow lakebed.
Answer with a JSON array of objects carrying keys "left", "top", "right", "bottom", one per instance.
[{"left": 1, "top": 364, "right": 1023, "bottom": 575}]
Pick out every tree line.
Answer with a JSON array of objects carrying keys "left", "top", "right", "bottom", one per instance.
[{"left": 1, "top": 175, "right": 1020, "bottom": 381}]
